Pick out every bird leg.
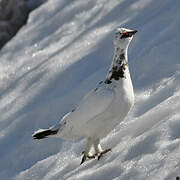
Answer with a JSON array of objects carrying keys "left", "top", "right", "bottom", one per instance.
[
  {"left": 80, "top": 138, "right": 95, "bottom": 164},
  {"left": 94, "top": 139, "right": 111, "bottom": 160}
]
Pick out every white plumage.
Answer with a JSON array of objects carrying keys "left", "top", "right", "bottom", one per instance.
[{"left": 33, "top": 27, "right": 137, "bottom": 164}]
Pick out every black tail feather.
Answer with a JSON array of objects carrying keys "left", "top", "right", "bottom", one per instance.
[{"left": 33, "top": 129, "right": 58, "bottom": 140}]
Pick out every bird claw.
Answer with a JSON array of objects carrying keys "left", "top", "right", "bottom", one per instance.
[
  {"left": 80, "top": 154, "right": 87, "bottom": 164},
  {"left": 80, "top": 152, "right": 96, "bottom": 164},
  {"left": 97, "top": 148, "right": 112, "bottom": 160}
]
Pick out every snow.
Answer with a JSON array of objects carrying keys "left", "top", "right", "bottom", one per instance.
[{"left": 0, "top": 0, "right": 180, "bottom": 179}]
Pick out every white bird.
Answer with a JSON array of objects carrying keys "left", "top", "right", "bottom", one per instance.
[{"left": 33, "top": 28, "right": 137, "bottom": 164}]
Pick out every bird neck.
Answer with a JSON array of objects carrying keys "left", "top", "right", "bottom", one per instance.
[
  {"left": 111, "top": 47, "right": 128, "bottom": 66},
  {"left": 105, "top": 47, "right": 129, "bottom": 84}
]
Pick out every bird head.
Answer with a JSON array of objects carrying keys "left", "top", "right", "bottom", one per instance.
[{"left": 114, "top": 28, "right": 137, "bottom": 49}]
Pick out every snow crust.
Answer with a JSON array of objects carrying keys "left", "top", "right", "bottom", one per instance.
[{"left": 0, "top": 0, "right": 180, "bottom": 179}]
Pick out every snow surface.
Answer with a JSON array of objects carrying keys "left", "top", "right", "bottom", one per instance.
[{"left": 0, "top": 0, "right": 180, "bottom": 179}]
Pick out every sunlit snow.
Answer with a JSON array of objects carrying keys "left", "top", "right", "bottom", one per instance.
[{"left": 0, "top": 0, "right": 180, "bottom": 180}]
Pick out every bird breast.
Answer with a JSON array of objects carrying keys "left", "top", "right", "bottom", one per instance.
[{"left": 113, "top": 67, "right": 134, "bottom": 108}]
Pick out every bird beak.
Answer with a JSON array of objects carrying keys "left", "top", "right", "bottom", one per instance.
[
  {"left": 130, "top": 30, "right": 138, "bottom": 35},
  {"left": 120, "top": 30, "right": 138, "bottom": 39}
]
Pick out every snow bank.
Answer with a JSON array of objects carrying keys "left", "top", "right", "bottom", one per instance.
[{"left": 0, "top": 0, "right": 180, "bottom": 179}]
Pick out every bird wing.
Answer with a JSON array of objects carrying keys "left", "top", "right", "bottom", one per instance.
[{"left": 66, "top": 86, "right": 114, "bottom": 126}]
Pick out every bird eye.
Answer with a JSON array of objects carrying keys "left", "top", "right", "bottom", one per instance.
[
  {"left": 120, "top": 32, "right": 130, "bottom": 39},
  {"left": 115, "top": 32, "right": 121, "bottom": 38},
  {"left": 116, "top": 32, "right": 121, "bottom": 35}
]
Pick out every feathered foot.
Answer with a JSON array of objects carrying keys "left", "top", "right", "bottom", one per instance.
[
  {"left": 97, "top": 148, "right": 112, "bottom": 160},
  {"left": 80, "top": 148, "right": 111, "bottom": 164},
  {"left": 80, "top": 152, "right": 96, "bottom": 164},
  {"left": 80, "top": 138, "right": 112, "bottom": 164}
]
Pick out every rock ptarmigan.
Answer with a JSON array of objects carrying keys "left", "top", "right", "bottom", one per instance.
[{"left": 33, "top": 28, "right": 137, "bottom": 164}]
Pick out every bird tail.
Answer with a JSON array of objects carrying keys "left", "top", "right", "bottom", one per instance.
[{"left": 32, "top": 128, "right": 58, "bottom": 140}]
